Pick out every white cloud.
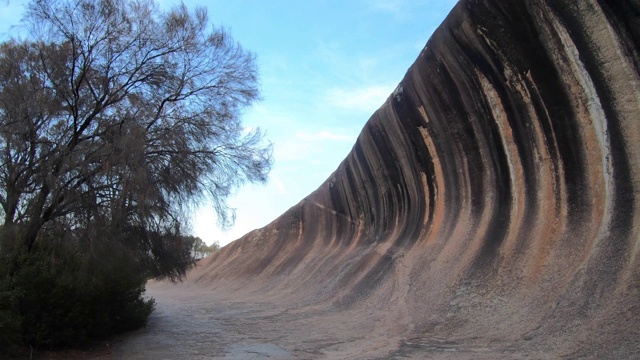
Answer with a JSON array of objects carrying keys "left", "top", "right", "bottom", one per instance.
[
  {"left": 295, "top": 130, "right": 354, "bottom": 142},
  {"left": 0, "top": 0, "right": 27, "bottom": 38},
  {"left": 367, "top": 0, "right": 418, "bottom": 20},
  {"left": 270, "top": 174, "right": 287, "bottom": 194},
  {"left": 325, "top": 85, "right": 394, "bottom": 113},
  {"left": 370, "top": 0, "right": 404, "bottom": 13},
  {"left": 366, "top": 0, "right": 459, "bottom": 22},
  {"left": 273, "top": 127, "right": 357, "bottom": 162}
]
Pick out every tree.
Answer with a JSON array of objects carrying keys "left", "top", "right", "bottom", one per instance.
[
  {"left": 0, "top": 0, "right": 271, "bottom": 349},
  {"left": 0, "top": 0, "right": 271, "bottom": 279},
  {"left": 187, "top": 235, "right": 220, "bottom": 259}
]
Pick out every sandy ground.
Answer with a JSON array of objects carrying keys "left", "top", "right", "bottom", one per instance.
[
  {"left": 104, "top": 281, "right": 523, "bottom": 360},
  {"left": 112, "top": 281, "right": 390, "bottom": 359}
]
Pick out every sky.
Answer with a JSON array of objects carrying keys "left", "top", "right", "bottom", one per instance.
[{"left": 0, "top": 0, "right": 457, "bottom": 247}]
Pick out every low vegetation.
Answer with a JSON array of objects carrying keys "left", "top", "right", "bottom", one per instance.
[
  {"left": 0, "top": 0, "right": 270, "bottom": 353},
  {"left": 187, "top": 235, "right": 221, "bottom": 260}
]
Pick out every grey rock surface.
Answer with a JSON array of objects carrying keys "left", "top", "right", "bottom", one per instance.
[{"left": 121, "top": 1, "right": 640, "bottom": 359}]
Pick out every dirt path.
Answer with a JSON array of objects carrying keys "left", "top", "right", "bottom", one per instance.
[
  {"left": 106, "top": 281, "right": 523, "bottom": 360},
  {"left": 113, "top": 283, "right": 292, "bottom": 359},
  {"left": 111, "top": 281, "right": 394, "bottom": 359}
]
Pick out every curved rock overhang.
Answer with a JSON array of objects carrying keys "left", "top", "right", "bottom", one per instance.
[{"left": 191, "top": 1, "right": 640, "bottom": 357}]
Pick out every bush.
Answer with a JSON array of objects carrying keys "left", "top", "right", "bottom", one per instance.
[{"left": 0, "top": 228, "right": 155, "bottom": 351}]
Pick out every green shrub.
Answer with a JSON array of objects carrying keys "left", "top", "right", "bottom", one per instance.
[
  {"left": 0, "top": 267, "right": 23, "bottom": 350},
  {"left": 0, "top": 228, "right": 155, "bottom": 351}
]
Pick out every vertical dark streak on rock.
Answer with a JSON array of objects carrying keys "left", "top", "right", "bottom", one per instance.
[
  {"left": 545, "top": 1, "right": 636, "bottom": 309},
  {"left": 539, "top": 4, "right": 593, "bottom": 231},
  {"left": 597, "top": 1, "right": 640, "bottom": 76},
  {"left": 194, "top": 1, "right": 640, "bottom": 357}
]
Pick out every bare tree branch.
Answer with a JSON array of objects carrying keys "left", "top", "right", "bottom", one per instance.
[{"left": 0, "top": 0, "right": 271, "bottom": 279}]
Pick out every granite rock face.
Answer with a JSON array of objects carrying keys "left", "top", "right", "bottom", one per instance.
[{"left": 192, "top": 1, "right": 640, "bottom": 357}]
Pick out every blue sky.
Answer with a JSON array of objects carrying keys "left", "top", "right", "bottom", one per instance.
[{"left": 0, "top": 0, "right": 457, "bottom": 246}]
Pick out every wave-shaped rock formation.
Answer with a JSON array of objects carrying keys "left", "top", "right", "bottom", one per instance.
[{"left": 191, "top": 1, "right": 640, "bottom": 358}]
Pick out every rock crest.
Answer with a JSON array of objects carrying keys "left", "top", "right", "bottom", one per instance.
[{"left": 191, "top": 1, "right": 640, "bottom": 357}]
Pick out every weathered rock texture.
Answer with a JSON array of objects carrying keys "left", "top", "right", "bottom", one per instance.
[{"left": 190, "top": 1, "right": 640, "bottom": 358}]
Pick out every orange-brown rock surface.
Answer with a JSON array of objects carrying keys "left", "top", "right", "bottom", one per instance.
[{"left": 187, "top": 1, "right": 640, "bottom": 358}]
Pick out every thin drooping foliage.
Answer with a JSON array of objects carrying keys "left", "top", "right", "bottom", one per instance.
[
  {"left": 0, "top": 0, "right": 271, "bottom": 349},
  {"left": 0, "top": 0, "right": 270, "bottom": 278}
]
